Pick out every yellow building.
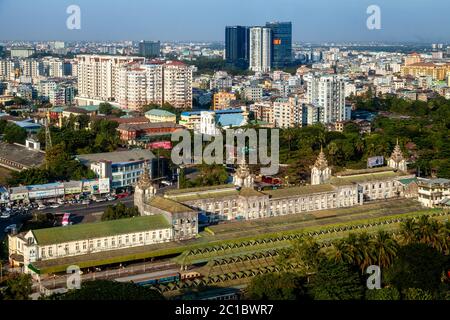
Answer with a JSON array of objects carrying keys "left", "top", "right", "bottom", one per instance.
[
  {"left": 213, "top": 92, "right": 236, "bottom": 111},
  {"left": 401, "top": 62, "right": 450, "bottom": 81},
  {"left": 144, "top": 109, "right": 177, "bottom": 123}
]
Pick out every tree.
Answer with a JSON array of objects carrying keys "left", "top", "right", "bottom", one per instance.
[
  {"left": 3, "top": 123, "right": 27, "bottom": 144},
  {"left": 385, "top": 243, "right": 447, "bottom": 293},
  {"left": 365, "top": 287, "right": 401, "bottom": 300},
  {"left": 371, "top": 230, "right": 398, "bottom": 268},
  {"left": 402, "top": 288, "right": 433, "bottom": 300},
  {"left": 99, "top": 102, "right": 113, "bottom": 115},
  {"left": 101, "top": 203, "right": 140, "bottom": 221},
  {"left": 2, "top": 274, "right": 33, "bottom": 300},
  {"left": 59, "top": 280, "right": 165, "bottom": 300},
  {"left": 308, "top": 259, "right": 364, "bottom": 300},
  {"left": 247, "top": 273, "right": 308, "bottom": 300}
]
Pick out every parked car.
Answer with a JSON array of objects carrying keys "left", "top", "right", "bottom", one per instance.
[
  {"left": 116, "top": 192, "right": 130, "bottom": 199},
  {"left": 49, "top": 204, "right": 61, "bottom": 209},
  {"left": 107, "top": 195, "right": 117, "bottom": 201},
  {"left": 1, "top": 213, "right": 10, "bottom": 219},
  {"left": 81, "top": 199, "right": 91, "bottom": 205}
]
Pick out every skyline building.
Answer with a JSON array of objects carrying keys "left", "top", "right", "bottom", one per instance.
[
  {"left": 304, "top": 73, "right": 349, "bottom": 124},
  {"left": 225, "top": 26, "right": 250, "bottom": 69},
  {"left": 266, "top": 21, "right": 292, "bottom": 69},
  {"left": 138, "top": 40, "right": 161, "bottom": 58},
  {"left": 249, "top": 26, "right": 272, "bottom": 73}
]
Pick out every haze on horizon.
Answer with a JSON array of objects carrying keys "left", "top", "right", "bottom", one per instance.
[{"left": 0, "top": 0, "right": 449, "bottom": 43}]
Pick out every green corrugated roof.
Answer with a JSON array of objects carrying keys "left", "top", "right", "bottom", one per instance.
[
  {"left": 145, "top": 109, "right": 176, "bottom": 117},
  {"left": 78, "top": 105, "right": 99, "bottom": 112},
  {"left": 263, "top": 184, "right": 336, "bottom": 198},
  {"left": 149, "top": 196, "right": 196, "bottom": 213},
  {"left": 398, "top": 178, "right": 417, "bottom": 185},
  {"left": 32, "top": 215, "right": 171, "bottom": 246}
]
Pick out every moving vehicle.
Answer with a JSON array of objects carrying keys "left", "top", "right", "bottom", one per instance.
[
  {"left": 81, "top": 199, "right": 91, "bottom": 205},
  {"left": 62, "top": 213, "right": 71, "bottom": 226}
]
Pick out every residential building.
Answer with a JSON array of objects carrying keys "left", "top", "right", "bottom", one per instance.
[
  {"left": 213, "top": 92, "right": 236, "bottom": 110},
  {"left": 273, "top": 97, "right": 302, "bottom": 128},
  {"left": 417, "top": 178, "right": 450, "bottom": 208},
  {"left": 249, "top": 27, "right": 272, "bottom": 73},
  {"left": 304, "top": 73, "right": 348, "bottom": 124},
  {"left": 76, "top": 55, "right": 145, "bottom": 101}
]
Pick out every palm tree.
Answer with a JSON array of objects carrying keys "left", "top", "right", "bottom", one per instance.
[
  {"left": 331, "top": 235, "right": 357, "bottom": 266},
  {"left": 399, "top": 218, "right": 418, "bottom": 244},
  {"left": 356, "top": 232, "right": 375, "bottom": 271},
  {"left": 371, "top": 230, "right": 398, "bottom": 268}
]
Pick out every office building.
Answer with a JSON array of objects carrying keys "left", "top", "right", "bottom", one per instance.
[
  {"left": 266, "top": 21, "right": 292, "bottom": 69},
  {"left": 10, "top": 47, "right": 35, "bottom": 59},
  {"left": 138, "top": 40, "right": 161, "bottom": 57},
  {"left": 249, "top": 27, "right": 272, "bottom": 73},
  {"left": 225, "top": 26, "right": 249, "bottom": 69}
]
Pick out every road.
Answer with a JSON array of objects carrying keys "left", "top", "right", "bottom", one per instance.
[{"left": 33, "top": 259, "right": 178, "bottom": 291}]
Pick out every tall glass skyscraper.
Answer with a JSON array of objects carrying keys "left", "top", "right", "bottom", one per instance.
[
  {"left": 225, "top": 26, "right": 250, "bottom": 69},
  {"left": 266, "top": 22, "right": 292, "bottom": 69}
]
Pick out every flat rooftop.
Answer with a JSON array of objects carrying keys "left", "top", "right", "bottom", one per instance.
[
  {"left": 76, "top": 149, "right": 156, "bottom": 166},
  {"left": 263, "top": 184, "right": 337, "bottom": 199},
  {"left": 0, "top": 142, "right": 46, "bottom": 169}
]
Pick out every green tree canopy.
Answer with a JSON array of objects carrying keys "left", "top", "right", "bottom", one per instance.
[
  {"left": 308, "top": 259, "right": 364, "bottom": 300},
  {"left": 247, "top": 272, "right": 308, "bottom": 300},
  {"left": 101, "top": 203, "right": 140, "bottom": 221},
  {"left": 385, "top": 243, "right": 447, "bottom": 293}
]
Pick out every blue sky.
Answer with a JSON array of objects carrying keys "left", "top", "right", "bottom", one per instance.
[{"left": 0, "top": 0, "right": 449, "bottom": 42}]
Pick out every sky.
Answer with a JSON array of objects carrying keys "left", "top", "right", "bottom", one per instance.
[{"left": 0, "top": 0, "right": 449, "bottom": 43}]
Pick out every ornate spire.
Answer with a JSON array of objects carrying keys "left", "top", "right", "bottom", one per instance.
[
  {"left": 390, "top": 139, "right": 404, "bottom": 163},
  {"left": 137, "top": 161, "right": 152, "bottom": 188},
  {"left": 314, "top": 146, "right": 329, "bottom": 170},
  {"left": 235, "top": 157, "right": 251, "bottom": 179}
]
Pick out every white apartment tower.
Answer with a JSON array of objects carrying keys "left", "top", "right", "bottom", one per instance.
[
  {"left": 304, "top": 73, "right": 348, "bottom": 124},
  {"left": 249, "top": 27, "right": 272, "bottom": 73},
  {"left": 163, "top": 61, "right": 193, "bottom": 109},
  {"left": 76, "top": 55, "right": 145, "bottom": 101},
  {"left": 116, "top": 61, "right": 192, "bottom": 110}
]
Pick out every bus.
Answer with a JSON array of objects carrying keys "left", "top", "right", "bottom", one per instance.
[{"left": 62, "top": 213, "right": 71, "bottom": 226}]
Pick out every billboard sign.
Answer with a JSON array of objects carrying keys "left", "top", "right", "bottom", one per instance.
[
  {"left": 148, "top": 141, "right": 172, "bottom": 150},
  {"left": 367, "top": 156, "right": 384, "bottom": 168}
]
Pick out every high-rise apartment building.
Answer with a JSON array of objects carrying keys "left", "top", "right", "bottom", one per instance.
[
  {"left": 225, "top": 26, "right": 249, "bottom": 69},
  {"left": 249, "top": 27, "right": 272, "bottom": 73},
  {"left": 163, "top": 61, "right": 193, "bottom": 109},
  {"left": 273, "top": 97, "right": 302, "bottom": 128},
  {"left": 116, "top": 61, "right": 192, "bottom": 110},
  {"left": 266, "top": 21, "right": 292, "bottom": 69},
  {"left": 76, "top": 55, "right": 145, "bottom": 101},
  {"left": 304, "top": 74, "right": 348, "bottom": 124},
  {"left": 138, "top": 41, "right": 161, "bottom": 58}
]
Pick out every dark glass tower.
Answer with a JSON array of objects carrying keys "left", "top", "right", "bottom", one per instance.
[
  {"left": 225, "top": 26, "right": 250, "bottom": 69},
  {"left": 138, "top": 40, "right": 161, "bottom": 58},
  {"left": 265, "top": 22, "right": 292, "bottom": 69}
]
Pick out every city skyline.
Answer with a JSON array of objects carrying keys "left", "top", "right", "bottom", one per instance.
[{"left": 1, "top": 0, "right": 450, "bottom": 42}]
